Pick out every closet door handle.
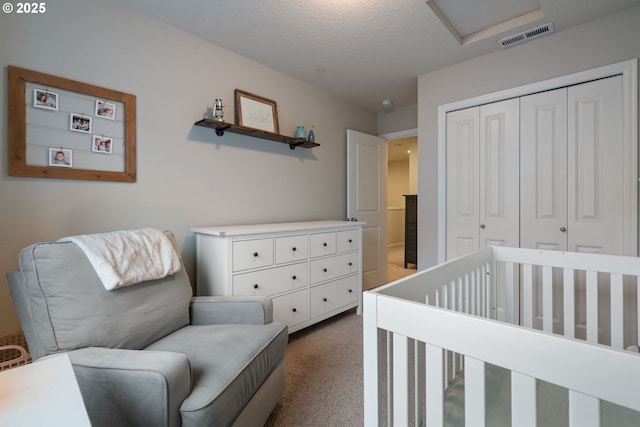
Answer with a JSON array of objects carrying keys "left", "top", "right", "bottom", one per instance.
[
  {"left": 560, "top": 227, "right": 567, "bottom": 232},
  {"left": 480, "top": 224, "right": 486, "bottom": 229}
]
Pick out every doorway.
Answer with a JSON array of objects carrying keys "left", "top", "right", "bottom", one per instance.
[{"left": 386, "top": 134, "right": 418, "bottom": 282}]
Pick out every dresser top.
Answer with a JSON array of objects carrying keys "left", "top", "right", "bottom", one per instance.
[{"left": 191, "top": 220, "right": 364, "bottom": 237}]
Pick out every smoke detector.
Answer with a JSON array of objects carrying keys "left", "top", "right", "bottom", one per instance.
[
  {"left": 498, "top": 22, "right": 554, "bottom": 48},
  {"left": 380, "top": 99, "right": 394, "bottom": 113}
]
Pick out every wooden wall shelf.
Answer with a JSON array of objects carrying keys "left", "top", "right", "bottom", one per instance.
[{"left": 194, "top": 119, "right": 320, "bottom": 150}]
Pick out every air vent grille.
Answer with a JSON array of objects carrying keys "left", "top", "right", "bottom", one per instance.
[{"left": 498, "top": 22, "right": 554, "bottom": 48}]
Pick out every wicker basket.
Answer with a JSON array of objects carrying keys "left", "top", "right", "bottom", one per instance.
[
  {"left": 0, "top": 331, "right": 32, "bottom": 371},
  {"left": 0, "top": 345, "right": 32, "bottom": 371}
]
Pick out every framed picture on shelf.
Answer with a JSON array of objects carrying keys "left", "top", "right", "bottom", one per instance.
[{"left": 234, "top": 89, "right": 279, "bottom": 134}]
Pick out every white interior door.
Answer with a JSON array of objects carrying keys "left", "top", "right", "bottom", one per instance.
[
  {"left": 479, "top": 99, "right": 520, "bottom": 250},
  {"left": 568, "top": 75, "right": 625, "bottom": 256},
  {"left": 520, "top": 88, "right": 568, "bottom": 333},
  {"left": 446, "top": 99, "right": 520, "bottom": 261},
  {"left": 347, "top": 129, "right": 387, "bottom": 290},
  {"left": 446, "top": 107, "right": 480, "bottom": 259},
  {"left": 520, "top": 88, "right": 568, "bottom": 251}
]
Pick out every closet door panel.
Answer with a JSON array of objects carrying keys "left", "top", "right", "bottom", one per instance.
[
  {"left": 479, "top": 99, "right": 520, "bottom": 250},
  {"left": 446, "top": 107, "right": 480, "bottom": 259},
  {"left": 520, "top": 88, "right": 568, "bottom": 251},
  {"left": 568, "top": 76, "right": 624, "bottom": 256}
]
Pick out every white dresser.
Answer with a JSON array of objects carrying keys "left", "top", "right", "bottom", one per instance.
[{"left": 192, "top": 220, "right": 364, "bottom": 333}]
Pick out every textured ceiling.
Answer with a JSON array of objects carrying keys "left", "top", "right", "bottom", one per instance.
[{"left": 111, "top": 0, "right": 640, "bottom": 112}]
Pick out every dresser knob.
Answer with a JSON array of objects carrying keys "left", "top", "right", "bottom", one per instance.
[
  {"left": 292, "top": 275, "right": 297, "bottom": 280},
  {"left": 323, "top": 268, "right": 328, "bottom": 273},
  {"left": 348, "top": 289, "right": 352, "bottom": 293},
  {"left": 348, "top": 262, "right": 353, "bottom": 266},
  {"left": 253, "top": 284, "right": 259, "bottom": 289},
  {"left": 292, "top": 308, "right": 297, "bottom": 313},
  {"left": 348, "top": 239, "right": 353, "bottom": 243},
  {"left": 253, "top": 252, "right": 259, "bottom": 257},
  {"left": 323, "top": 298, "right": 327, "bottom": 302},
  {"left": 323, "top": 242, "right": 327, "bottom": 247},
  {"left": 292, "top": 247, "right": 297, "bottom": 252}
]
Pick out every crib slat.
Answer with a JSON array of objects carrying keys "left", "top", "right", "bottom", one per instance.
[
  {"left": 387, "top": 332, "right": 394, "bottom": 425},
  {"left": 485, "top": 263, "right": 491, "bottom": 317},
  {"left": 425, "top": 344, "right": 444, "bottom": 427},
  {"left": 512, "top": 372, "right": 536, "bottom": 427},
  {"left": 586, "top": 271, "right": 599, "bottom": 344},
  {"left": 523, "top": 264, "right": 533, "bottom": 328},
  {"left": 638, "top": 277, "right": 640, "bottom": 346},
  {"left": 569, "top": 390, "right": 601, "bottom": 427},
  {"left": 610, "top": 273, "right": 624, "bottom": 349},
  {"left": 543, "top": 266, "right": 553, "bottom": 333},
  {"left": 464, "top": 357, "right": 486, "bottom": 427},
  {"left": 504, "top": 262, "right": 515, "bottom": 323},
  {"left": 393, "top": 333, "right": 410, "bottom": 426},
  {"left": 563, "top": 268, "right": 575, "bottom": 338}
]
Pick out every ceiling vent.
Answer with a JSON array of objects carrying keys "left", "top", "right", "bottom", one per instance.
[{"left": 498, "top": 22, "right": 554, "bottom": 48}]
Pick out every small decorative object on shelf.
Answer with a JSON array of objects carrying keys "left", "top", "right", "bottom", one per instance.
[
  {"left": 294, "top": 125, "right": 306, "bottom": 139},
  {"left": 307, "top": 125, "right": 315, "bottom": 143},
  {"left": 213, "top": 97, "right": 224, "bottom": 122}
]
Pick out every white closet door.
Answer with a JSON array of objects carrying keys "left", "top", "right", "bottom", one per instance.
[
  {"left": 446, "top": 107, "right": 480, "bottom": 259},
  {"left": 568, "top": 75, "right": 624, "bottom": 255},
  {"left": 520, "top": 88, "right": 568, "bottom": 251},
  {"left": 479, "top": 99, "right": 520, "bottom": 250}
]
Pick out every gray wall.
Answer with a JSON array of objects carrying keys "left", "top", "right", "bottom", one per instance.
[
  {"left": 417, "top": 4, "right": 640, "bottom": 269},
  {"left": 0, "top": 0, "right": 376, "bottom": 335},
  {"left": 378, "top": 103, "right": 418, "bottom": 135}
]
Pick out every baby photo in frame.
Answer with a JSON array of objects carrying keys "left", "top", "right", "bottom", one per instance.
[
  {"left": 48, "top": 148, "right": 72, "bottom": 168},
  {"left": 95, "top": 100, "right": 116, "bottom": 120},
  {"left": 33, "top": 89, "right": 58, "bottom": 111},
  {"left": 70, "top": 113, "right": 92, "bottom": 133},
  {"left": 92, "top": 135, "right": 113, "bottom": 154}
]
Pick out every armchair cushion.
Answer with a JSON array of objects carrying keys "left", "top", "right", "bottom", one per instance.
[
  {"left": 16, "top": 239, "right": 192, "bottom": 359},
  {"left": 146, "top": 322, "right": 288, "bottom": 426},
  {"left": 190, "top": 295, "right": 274, "bottom": 325}
]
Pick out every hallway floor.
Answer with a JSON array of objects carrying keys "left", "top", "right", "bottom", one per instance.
[{"left": 386, "top": 244, "right": 417, "bottom": 283}]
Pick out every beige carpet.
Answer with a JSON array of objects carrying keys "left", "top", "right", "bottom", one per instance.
[
  {"left": 264, "top": 246, "right": 416, "bottom": 426},
  {"left": 387, "top": 244, "right": 417, "bottom": 283},
  {"left": 264, "top": 309, "right": 364, "bottom": 426}
]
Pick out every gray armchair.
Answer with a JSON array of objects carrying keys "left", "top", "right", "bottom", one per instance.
[{"left": 6, "top": 233, "right": 288, "bottom": 427}]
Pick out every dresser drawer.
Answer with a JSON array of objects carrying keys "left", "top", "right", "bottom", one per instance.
[
  {"left": 273, "top": 289, "right": 309, "bottom": 328},
  {"left": 232, "top": 238, "right": 274, "bottom": 272},
  {"left": 309, "top": 252, "right": 360, "bottom": 284},
  {"left": 309, "top": 232, "right": 336, "bottom": 258},
  {"left": 232, "top": 263, "right": 308, "bottom": 296},
  {"left": 309, "top": 275, "right": 359, "bottom": 318},
  {"left": 275, "top": 234, "right": 308, "bottom": 264},
  {"left": 337, "top": 229, "right": 360, "bottom": 253}
]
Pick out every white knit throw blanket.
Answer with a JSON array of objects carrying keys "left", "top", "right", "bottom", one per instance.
[{"left": 59, "top": 228, "right": 182, "bottom": 290}]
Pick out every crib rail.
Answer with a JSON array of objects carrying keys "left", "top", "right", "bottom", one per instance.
[{"left": 363, "top": 246, "right": 640, "bottom": 426}]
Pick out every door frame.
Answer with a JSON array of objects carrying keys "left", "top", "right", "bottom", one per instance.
[
  {"left": 436, "top": 59, "right": 638, "bottom": 263},
  {"left": 380, "top": 128, "right": 419, "bottom": 269}
]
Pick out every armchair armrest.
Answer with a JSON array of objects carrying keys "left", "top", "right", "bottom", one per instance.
[
  {"left": 189, "top": 296, "right": 273, "bottom": 325},
  {"left": 66, "top": 347, "right": 191, "bottom": 427}
]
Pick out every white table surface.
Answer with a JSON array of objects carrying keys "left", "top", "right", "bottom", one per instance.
[{"left": 0, "top": 353, "right": 91, "bottom": 426}]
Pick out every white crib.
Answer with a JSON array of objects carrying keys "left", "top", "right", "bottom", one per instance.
[{"left": 363, "top": 246, "right": 640, "bottom": 426}]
